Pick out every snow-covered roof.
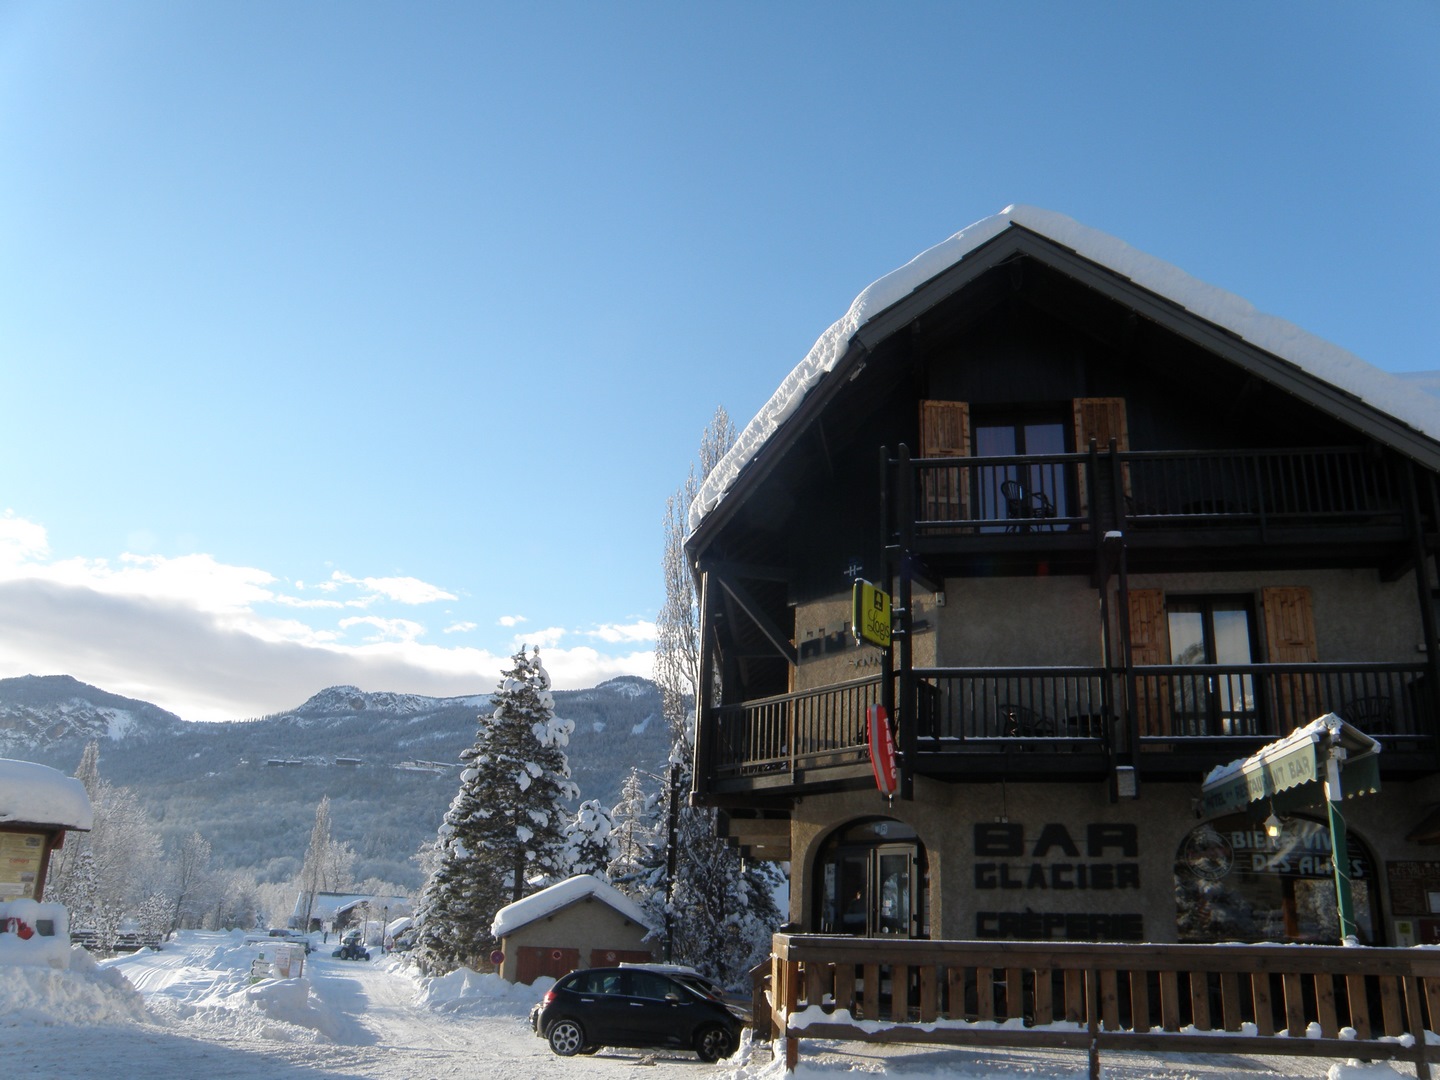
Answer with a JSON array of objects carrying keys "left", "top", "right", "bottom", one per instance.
[
  {"left": 690, "top": 205, "right": 1440, "bottom": 536},
  {"left": 490, "top": 874, "right": 654, "bottom": 939},
  {"left": 0, "top": 758, "right": 92, "bottom": 831},
  {"left": 294, "top": 891, "right": 412, "bottom": 924}
]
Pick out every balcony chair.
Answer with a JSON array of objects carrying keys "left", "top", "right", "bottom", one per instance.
[
  {"left": 1338, "top": 695, "right": 1394, "bottom": 735},
  {"left": 999, "top": 704, "right": 1054, "bottom": 738}
]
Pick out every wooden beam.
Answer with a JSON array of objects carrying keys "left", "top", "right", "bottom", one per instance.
[{"left": 712, "top": 571, "right": 798, "bottom": 665}]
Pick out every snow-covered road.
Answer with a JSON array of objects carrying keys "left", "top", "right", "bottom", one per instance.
[{"left": 0, "top": 932, "right": 1387, "bottom": 1080}]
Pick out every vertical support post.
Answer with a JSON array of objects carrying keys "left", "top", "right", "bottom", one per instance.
[
  {"left": 692, "top": 569, "right": 716, "bottom": 799},
  {"left": 896, "top": 444, "right": 915, "bottom": 801},
  {"left": 1325, "top": 751, "right": 1358, "bottom": 943},
  {"left": 1404, "top": 463, "right": 1440, "bottom": 734}
]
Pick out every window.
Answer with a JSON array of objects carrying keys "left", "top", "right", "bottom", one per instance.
[
  {"left": 1166, "top": 596, "right": 1260, "bottom": 735},
  {"left": 1176, "top": 814, "right": 1377, "bottom": 944},
  {"left": 974, "top": 413, "right": 1069, "bottom": 527}
]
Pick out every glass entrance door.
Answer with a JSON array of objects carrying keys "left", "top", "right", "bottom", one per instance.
[{"left": 816, "top": 823, "right": 925, "bottom": 938}]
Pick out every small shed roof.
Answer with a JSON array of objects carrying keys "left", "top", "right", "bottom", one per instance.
[
  {"left": 0, "top": 758, "right": 92, "bottom": 831},
  {"left": 491, "top": 875, "right": 654, "bottom": 939}
]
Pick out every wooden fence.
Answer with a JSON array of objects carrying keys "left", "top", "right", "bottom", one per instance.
[{"left": 768, "top": 934, "right": 1440, "bottom": 1078}]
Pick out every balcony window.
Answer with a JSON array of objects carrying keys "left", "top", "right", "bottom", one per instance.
[
  {"left": 974, "top": 416, "right": 1069, "bottom": 528},
  {"left": 1167, "top": 596, "right": 1260, "bottom": 736}
]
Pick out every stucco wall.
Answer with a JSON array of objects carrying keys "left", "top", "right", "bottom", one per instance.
[
  {"left": 794, "top": 591, "right": 937, "bottom": 692},
  {"left": 788, "top": 774, "right": 1436, "bottom": 947},
  {"left": 497, "top": 898, "right": 653, "bottom": 982}
]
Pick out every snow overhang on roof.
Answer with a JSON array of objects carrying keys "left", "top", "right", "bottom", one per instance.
[
  {"left": 490, "top": 874, "right": 655, "bottom": 939},
  {"left": 688, "top": 205, "right": 1440, "bottom": 539},
  {"left": 0, "top": 758, "right": 93, "bottom": 831}
]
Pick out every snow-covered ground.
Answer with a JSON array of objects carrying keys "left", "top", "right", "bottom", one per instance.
[{"left": 0, "top": 930, "right": 1416, "bottom": 1080}]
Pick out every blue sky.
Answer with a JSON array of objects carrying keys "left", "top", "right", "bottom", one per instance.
[{"left": 1, "top": 2, "right": 1436, "bottom": 722}]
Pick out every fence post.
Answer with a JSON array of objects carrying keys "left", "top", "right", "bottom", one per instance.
[{"left": 1086, "top": 966, "right": 1101, "bottom": 1080}]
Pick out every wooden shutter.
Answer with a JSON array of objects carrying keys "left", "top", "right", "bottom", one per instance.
[
  {"left": 1263, "top": 586, "right": 1320, "bottom": 729},
  {"left": 1072, "top": 397, "right": 1130, "bottom": 522},
  {"left": 1128, "top": 588, "right": 1171, "bottom": 736},
  {"left": 919, "top": 400, "right": 970, "bottom": 524}
]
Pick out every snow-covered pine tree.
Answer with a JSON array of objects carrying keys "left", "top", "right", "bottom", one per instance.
[
  {"left": 562, "top": 800, "right": 618, "bottom": 881},
  {"left": 607, "top": 766, "right": 663, "bottom": 897},
  {"left": 412, "top": 647, "right": 578, "bottom": 975}
]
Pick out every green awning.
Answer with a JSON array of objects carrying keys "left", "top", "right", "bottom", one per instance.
[{"left": 1199, "top": 713, "right": 1381, "bottom": 818}]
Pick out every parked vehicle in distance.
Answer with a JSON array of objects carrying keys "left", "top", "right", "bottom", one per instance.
[
  {"left": 332, "top": 930, "right": 370, "bottom": 961},
  {"left": 531, "top": 966, "right": 745, "bottom": 1061}
]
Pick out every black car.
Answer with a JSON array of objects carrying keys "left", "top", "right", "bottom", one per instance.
[{"left": 531, "top": 966, "right": 744, "bottom": 1061}]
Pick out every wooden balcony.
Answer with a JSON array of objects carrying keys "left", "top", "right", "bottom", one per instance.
[
  {"left": 702, "top": 662, "right": 1437, "bottom": 795},
  {"left": 901, "top": 445, "right": 1409, "bottom": 560}
]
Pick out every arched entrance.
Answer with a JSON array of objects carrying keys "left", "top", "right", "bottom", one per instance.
[
  {"left": 812, "top": 818, "right": 929, "bottom": 938},
  {"left": 1174, "top": 812, "right": 1380, "bottom": 944}
]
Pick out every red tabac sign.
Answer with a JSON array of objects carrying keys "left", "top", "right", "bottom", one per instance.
[{"left": 868, "top": 704, "right": 898, "bottom": 797}]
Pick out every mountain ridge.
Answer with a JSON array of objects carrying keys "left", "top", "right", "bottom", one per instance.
[{"left": 1, "top": 673, "right": 673, "bottom": 890}]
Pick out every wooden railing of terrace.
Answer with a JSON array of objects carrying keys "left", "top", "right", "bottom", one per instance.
[{"left": 769, "top": 934, "right": 1440, "bottom": 1079}]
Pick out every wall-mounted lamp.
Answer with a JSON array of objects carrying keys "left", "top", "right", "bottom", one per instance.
[{"left": 1264, "top": 813, "right": 1283, "bottom": 838}]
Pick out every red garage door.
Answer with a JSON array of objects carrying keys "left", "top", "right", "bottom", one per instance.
[{"left": 516, "top": 946, "right": 580, "bottom": 985}]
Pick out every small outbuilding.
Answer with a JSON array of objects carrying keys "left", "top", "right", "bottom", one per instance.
[
  {"left": 0, "top": 758, "right": 92, "bottom": 904},
  {"left": 491, "top": 875, "right": 656, "bottom": 984},
  {"left": 0, "top": 757, "right": 93, "bottom": 967}
]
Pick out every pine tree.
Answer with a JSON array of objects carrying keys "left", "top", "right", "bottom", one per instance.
[
  {"left": 412, "top": 647, "right": 578, "bottom": 975},
  {"left": 563, "top": 800, "right": 618, "bottom": 880},
  {"left": 608, "top": 767, "right": 663, "bottom": 897}
]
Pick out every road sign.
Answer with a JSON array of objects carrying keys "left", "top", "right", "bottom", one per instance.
[{"left": 852, "top": 580, "right": 892, "bottom": 648}]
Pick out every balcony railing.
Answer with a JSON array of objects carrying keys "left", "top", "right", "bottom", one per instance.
[
  {"left": 908, "top": 446, "right": 1404, "bottom": 535},
  {"left": 706, "top": 664, "right": 1434, "bottom": 784},
  {"left": 711, "top": 676, "right": 880, "bottom": 780}
]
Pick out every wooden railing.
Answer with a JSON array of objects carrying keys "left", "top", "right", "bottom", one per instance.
[
  {"left": 906, "top": 445, "right": 1403, "bottom": 535},
  {"left": 1132, "top": 661, "right": 1433, "bottom": 742},
  {"left": 770, "top": 934, "right": 1440, "bottom": 1078},
  {"left": 706, "top": 664, "right": 1434, "bottom": 783},
  {"left": 711, "top": 676, "right": 880, "bottom": 779}
]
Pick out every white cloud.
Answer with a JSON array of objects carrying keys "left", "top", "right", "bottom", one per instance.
[
  {"left": 497, "top": 614, "right": 526, "bottom": 627},
  {"left": 329, "top": 571, "right": 457, "bottom": 605},
  {"left": 516, "top": 626, "right": 567, "bottom": 649},
  {"left": 444, "top": 621, "right": 477, "bottom": 634},
  {"left": 0, "top": 513, "right": 50, "bottom": 568},
  {"left": 587, "top": 620, "right": 657, "bottom": 644},
  {"left": 338, "top": 616, "right": 426, "bottom": 644},
  {"left": 0, "top": 513, "right": 656, "bottom": 723}
]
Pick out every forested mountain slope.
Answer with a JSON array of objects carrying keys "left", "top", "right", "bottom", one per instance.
[{"left": 3, "top": 674, "right": 671, "bottom": 889}]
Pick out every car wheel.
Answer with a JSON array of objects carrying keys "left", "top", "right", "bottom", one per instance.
[
  {"left": 547, "top": 1018, "right": 585, "bottom": 1057},
  {"left": 694, "top": 1024, "right": 736, "bottom": 1062},
  {"left": 578, "top": 1045, "right": 601, "bottom": 1055}
]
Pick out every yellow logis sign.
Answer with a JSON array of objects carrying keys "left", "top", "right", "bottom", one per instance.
[{"left": 852, "top": 579, "right": 892, "bottom": 649}]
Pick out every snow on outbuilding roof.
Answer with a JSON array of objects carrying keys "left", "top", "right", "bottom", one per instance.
[
  {"left": 0, "top": 758, "right": 93, "bottom": 831},
  {"left": 689, "top": 205, "right": 1440, "bottom": 536},
  {"left": 490, "top": 874, "right": 654, "bottom": 939}
]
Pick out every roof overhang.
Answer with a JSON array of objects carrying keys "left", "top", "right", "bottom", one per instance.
[{"left": 688, "top": 207, "right": 1440, "bottom": 552}]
